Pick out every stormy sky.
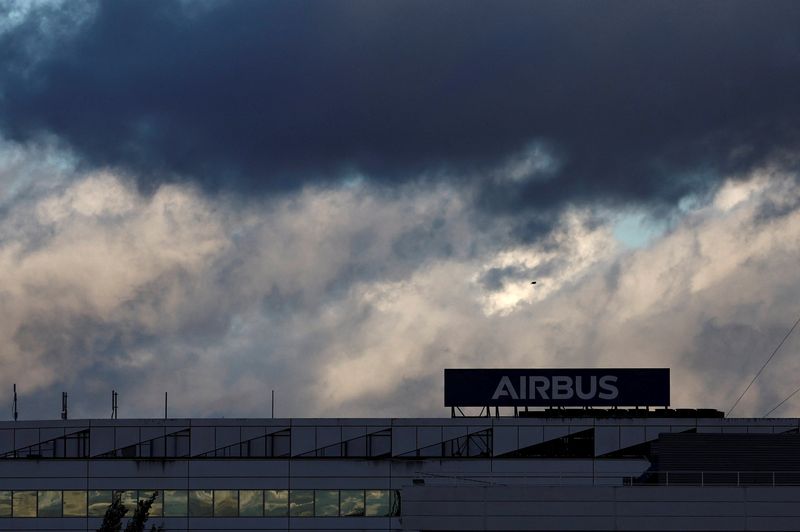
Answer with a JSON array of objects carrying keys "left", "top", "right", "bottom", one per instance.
[{"left": 1, "top": 0, "right": 800, "bottom": 419}]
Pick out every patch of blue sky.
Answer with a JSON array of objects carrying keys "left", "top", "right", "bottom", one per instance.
[
  {"left": 678, "top": 193, "right": 705, "bottom": 213},
  {"left": 612, "top": 211, "right": 668, "bottom": 249}
]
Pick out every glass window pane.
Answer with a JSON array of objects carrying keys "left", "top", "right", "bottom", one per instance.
[
  {"left": 239, "top": 490, "right": 262, "bottom": 517},
  {"left": 38, "top": 491, "right": 62, "bottom": 517},
  {"left": 340, "top": 490, "right": 365, "bottom": 516},
  {"left": 0, "top": 491, "right": 11, "bottom": 518},
  {"left": 213, "top": 490, "right": 237, "bottom": 517},
  {"left": 163, "top": 490, "right": 187, "bottom": 517},
  {"left": 13, "top": 491, "right": 36, "bottom": 517},
  {"left": 365, "top": 490, "right": 390, "bottom": 517},
  {"left": 118, "top": 490, "right": 138, "bottom": 512},
  {"left": 63, "top": 491, "right": 87, "bottom": 517},
  {"left": 265, "top": 489, "right": 288, "bottom": 517},
  {"left": 315, "top": 490, "right": 338, "bottom": 517},
  {"left": 289, "top": 490, "right": 313, "bottom": 517},
  {"left": 88, "top": 490, "right": 111, "bottom": 517},
  {"left": 390, "top": 490, "right": 401, "bottom": 516},
  {"left": 139, "top": 490, "right": 162, "bottom": 517},
  {"left": 188, "top": 489, "right": 213, "bottom": 517}
]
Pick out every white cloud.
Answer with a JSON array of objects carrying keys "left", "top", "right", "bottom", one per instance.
[
  {"left": 0, "top": 155, "right": 799, "bottom": 420},
  {"left": 476, "top": 210, "right": 618, "bottom": 315}
]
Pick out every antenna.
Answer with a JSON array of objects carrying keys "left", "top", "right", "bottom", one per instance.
[
  {"left": 61, "top": 392, "right": 68, "bottom": 420},
  {"left": 12, "top": 384, "right": 18, "bottom": 421},
  {"left": 728, "top": 313, "right": 800, "bottom": 416},
  {"left": 111, "top": 390, "right": 118, "bottom": 420},
  {"left": 164, "top": 392, "right": 168, "bottom": 420},
  {"left": 271, "top": 389, "right": 275, "bottom": 419}
]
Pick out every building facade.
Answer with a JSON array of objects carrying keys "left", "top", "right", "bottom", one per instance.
[{"left": 0, "top": 414, "right": 799, "bottom": 531}]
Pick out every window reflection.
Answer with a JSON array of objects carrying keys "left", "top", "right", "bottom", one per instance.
[
  {"left": 188, "top": 489, "right": 213, "bottom": 517},
  {"left": 88, "top": 490, "right": 111, "bottom": 517},
  {"left": 239, "top": 490, "right": 262, "bottom": 517},
  {"left": 390, "top": 490, "right": 400, "bottom": 516},
  {"left": 0, "top": 488, "right": 400, "bottom": 518},
  {"left": 140, "top": 490, "right": 162, "bottom": 517},
  {"left": 265, "top": 489, "right": 288, "bottom": 517},
  {"left": 13, "top": 491, "right": 36, "bottom": 517},
  {"left": 63, "top": 491, "right": 86, "bottom": 517},
  {"left": 289, "top": 490, "right": 313, "bottom": 517},
  {"left": 315, "top": 490, "right": 338, "bottom": 517},
  {"left": 365, "top": 489, "right": 390, "bottom": 517},
  {"left": 37, "top": 491, "right": 61, "bottom": 518},
  {"left": 118, "top": 490, "right": 138, "bottom": 512},
  {"left": 340, "top": 490, "right": 365, "bottom": 516},
  {"left": 163, "top": 490, "right": 187, "bottom": 517},
  {"left": 0, "top": 492, "right": 10, "bottom": 518},
  {"left": 213, "top": 490, "right": 237, "bottom": 517}
]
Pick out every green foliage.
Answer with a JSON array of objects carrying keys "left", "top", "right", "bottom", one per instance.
[
  {"left": 124, "top": 491, "right": 161, "bottom": 532},
  {"left": 98, "top": 491, "right": 163, "bottom": 532},
  {"left": 97, "top": 492, "right": 128, "bottom": 532}
]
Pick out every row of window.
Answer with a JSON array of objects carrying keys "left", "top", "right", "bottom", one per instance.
[
  {"left": 3, "top": 427, "right": 493, "bottom": 459},
  {"left": 0, "top": 489, "right": 400, "bottom": 518}
]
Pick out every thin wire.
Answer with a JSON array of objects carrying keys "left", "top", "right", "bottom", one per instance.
[
  {"left": 763, "top": 383, "right": 800, "bottom": 417},
  {"left": 727, "top": 314, "right": 800, "bottom": 417}
]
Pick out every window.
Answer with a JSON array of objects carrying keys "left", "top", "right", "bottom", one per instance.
[
  {"left": 213, "top": 490, "right": 237, "bottom": 517},
  {"left": 314, "top": 490, "right": 338, "bottom": 517},
  {"left": 268, "top": 430, "right": 291, "bottom": 457},
  {"left": 189, "top": 489, "right": 213, "bottom": 517},
  {"left": 0, "top": 488, "right": 400, "bottom": 518},
  {"left": 37, "top": 491, "right": 61, "bottom": 518},
  {"left": 368, "top": 429, "right": 392, "bottom": 457},
  {"left": 340, "top": 490, "right": 365, "bottom": 516},
  {"left": 390, "top": 489, "right": 401, "bottom": 516},
  {"left": 289, "top": 490, "right": 313, "bottom": 517},
  {"left": 166, "top": 429, "right": 190, "bottom": 457},
  {"left": 264, "top": 489, "right": 288, "bottom": 517},
  {"left": 118, "top": 490, "right": 138, "bottom": 511},
  {"left": 163, "top": 490, "right": 187, "bottom": 517},
  {"left": 365, "top": 489, "right": 390, "bottom": 517},
  {"left": 88, "top": 490, "right": 111, "bottom": 517},
  {"left": 140, "top": 490, "right": 162, "bottom": 517},
  {"left": 345, "top": 436, "right": 367, "bottom": 456},
  {"left": 12, "top": 491, "right": 36, "bottom": 517},
  {"left": 0, "top": 492, "right": 10, "bottom": 518},
  {"left": 239, "top": 490, "right": 263, "bottom": 517},
  {"left": 63, "top": 491, "right": 86, "bottom": 517}
]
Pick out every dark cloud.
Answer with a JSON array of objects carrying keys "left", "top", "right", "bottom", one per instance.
[{"left": 1, "top": 1, "right": 799, "bottom": 214}]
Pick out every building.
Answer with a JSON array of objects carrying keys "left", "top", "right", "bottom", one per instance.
[
  {"left": 1, "top": 369, "right": 799, "bottom": 531},
  {"left": 1, "top": 413, "right": 800, "bottom": 531}
]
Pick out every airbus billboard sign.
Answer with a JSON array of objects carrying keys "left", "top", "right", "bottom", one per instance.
[{"left": 444, "top": 368, "right": 670, "bottom": 407}]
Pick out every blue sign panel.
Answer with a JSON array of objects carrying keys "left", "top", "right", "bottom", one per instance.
[{"left": 444, "top": 368, "right": 670, "bottom": 407}]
